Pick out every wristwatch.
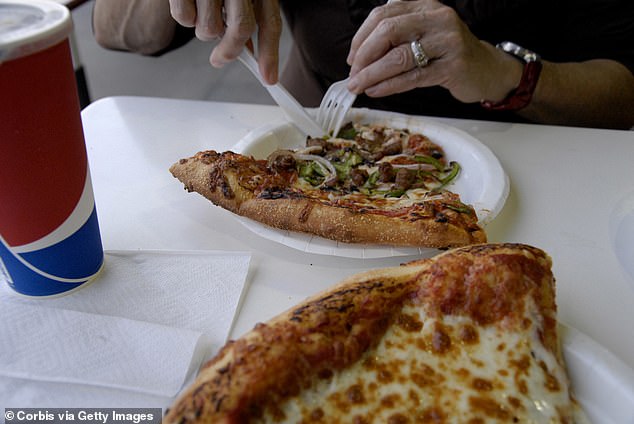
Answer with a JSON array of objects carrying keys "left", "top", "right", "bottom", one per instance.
[{"left": 481, "top": 41, "right": 542, "bottom": 111}]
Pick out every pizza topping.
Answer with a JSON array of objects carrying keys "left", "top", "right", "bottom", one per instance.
[
  {"left": 406, "top": 133, "right": 444, "bottom": 158},
  {"left": 380, "top": 137, "right": 403, "bottom": 156},
  {"left": 263, "top": 124, "right": 467, "bottom": 205},
  {"left": 295, "top": 154, "right": 337, "bottom": 181},
  {"left": 394, "top": 168, "right": 416, "bottom": 192},
  {"left": 349, "top": 168, "right": 369, "bottom": 187},
  {"left": 376, "top": 162, "right": 394, "bottom": 184},
  {"left": 267, "top": 150, "right": 296, "bottom": 172},
  {"left": 207, "top": 123, "right": 476, "bottom": 228}
]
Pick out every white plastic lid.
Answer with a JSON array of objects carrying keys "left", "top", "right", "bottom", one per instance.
[{"left": 0, "top": 0, "right": 71, "bottom": 62}]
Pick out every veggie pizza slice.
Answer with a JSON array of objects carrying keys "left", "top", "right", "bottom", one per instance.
[{"left": 170, "top": 122, "right": 485, "bottom": 248}]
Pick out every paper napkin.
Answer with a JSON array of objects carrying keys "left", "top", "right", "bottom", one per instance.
[{"left": 0, "top": 250, "right": 251, "bottom": 406}]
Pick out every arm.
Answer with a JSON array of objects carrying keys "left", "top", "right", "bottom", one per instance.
[
  {"left": 347, "top": 1, "right": 634, "bottom": 130},
  {"left": 92, "top": 0, "right": 179, "bottom": 55},
  {"left": 521, "top": 60, "right": 634, "bottom": 129}
]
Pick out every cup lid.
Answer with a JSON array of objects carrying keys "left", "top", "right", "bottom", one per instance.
[{"left": 0, "top": 0, "right": 71, "bottom": 62}]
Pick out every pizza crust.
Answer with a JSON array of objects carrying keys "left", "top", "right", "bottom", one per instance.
[
  {"left": 170, "top": 151, "right": 486, "bottom": 248},
  {"left": 164, "top": 243, "right": 585, "bottom": 423}
]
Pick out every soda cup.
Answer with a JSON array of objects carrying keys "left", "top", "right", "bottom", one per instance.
[{"left": 0, "top": 0, "right": 104, "bottom": 296}]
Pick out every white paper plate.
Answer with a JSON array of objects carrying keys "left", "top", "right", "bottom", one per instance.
[
  {"left": 609, "top": 190, "right": 634, "bottom": 288},
  {"left": 561, "top": 323, "right": 634, "bottom": 423},
  {"left": 233, "top": 109, "right": 509, "bottom": 258}
]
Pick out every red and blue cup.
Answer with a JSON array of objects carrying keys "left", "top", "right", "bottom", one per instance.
[{"left": 0, "top": 0, "right": 104, "bottom": 296}]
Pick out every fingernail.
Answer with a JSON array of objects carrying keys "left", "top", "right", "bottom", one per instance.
[
  {"left": 210, "top": 55, "right": 226, "bottom": 69},
  {"left": 265, "top": 70, "right": 278, "bottom": 85},
  {"left": 347, "top": 77, "right": 359, "bottom": 94}
]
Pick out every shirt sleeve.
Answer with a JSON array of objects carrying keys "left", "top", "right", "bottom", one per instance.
[
  {"left": 560, "top": 0, "right": 634, "bottom": 73},
  {"left": 450, "top": 0, "right": 634, "bottom": 73}
]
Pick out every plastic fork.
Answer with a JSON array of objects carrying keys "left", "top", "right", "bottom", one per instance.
[
  {"left": 315, "top": 77, "right": 356, "bottom": 137},
  {"left": 316, "top": 0, "right": 399, "bottom": 137}
]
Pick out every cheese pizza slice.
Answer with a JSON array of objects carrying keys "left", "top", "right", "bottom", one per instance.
[{"left": 164, "top": 243, "right": 588, "bottom": 423}]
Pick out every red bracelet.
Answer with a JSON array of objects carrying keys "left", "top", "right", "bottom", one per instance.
[{"left": 481, "top": 42, "right": 543, "bottom": 112}]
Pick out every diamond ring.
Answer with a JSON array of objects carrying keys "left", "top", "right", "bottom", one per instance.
[{"left": 410, "top": 40, "right": 430, "bottom": 68}]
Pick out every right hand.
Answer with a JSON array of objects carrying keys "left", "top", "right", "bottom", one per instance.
[{"left": 168, "top": 0, "right": 283, "bottom": 84}]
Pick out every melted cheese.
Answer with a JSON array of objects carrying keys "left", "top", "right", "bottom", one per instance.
[{"left": 258, "top": 298, "right": 589, "bottom": 423}]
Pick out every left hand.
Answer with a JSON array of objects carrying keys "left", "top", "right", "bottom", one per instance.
[{"left": 346, "top": 0, "right": 521, "bottom": 104}]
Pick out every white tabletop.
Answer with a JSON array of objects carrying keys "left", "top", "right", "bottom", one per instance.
[{"left": 81, "top": 96, "right": 634, "bottom": 373}]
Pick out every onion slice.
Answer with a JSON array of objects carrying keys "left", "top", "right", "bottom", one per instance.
[
  {"left": 296, "top": 145, "right": 323, "bottom": 155},
  {"left": 295, "top": 153, "right": 337, "bottom": 177},
  {"left": 390, "top": 163, "right": 437, "bottom": 171}
]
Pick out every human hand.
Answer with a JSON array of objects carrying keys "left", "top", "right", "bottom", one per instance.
[
  {"left": 346, "top": 0, "right": 522, "bottom": 104},
  {"left": 168, "top": 0, "right": 282, "bottom": 84}
]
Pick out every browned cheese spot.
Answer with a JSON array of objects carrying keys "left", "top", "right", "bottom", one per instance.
[
  {"left": 381, "top": 393, "right": 402, "bottom": 408},
  {"left": 346, "top": 384, "right": 365, "bottom": 404},
  {"left": 417, "top": 407, "right": 447, "bottom": 423},
  {"left": 387, "top": 412, "right": 410, "bottom": 424},
  {"left": 469, "top": 396, "right": 512, "bottom": 420},
  {"left": 472, "top": 377, "right": 494, "bottom": 392},
  {"left": 309, "top": 408, "right": 324, "bottom": 421},
  {"left": 539, "top": 360, "right": 562, "bottom": 392},
  {"left": 458, "top": 324, "right": 479, "bottom": 345},
  {"left": 397, "top": 313, "right": 423, "bottom": 332},
  {"left": 431, "top": 324, "right": 452, "bottom": 354}
]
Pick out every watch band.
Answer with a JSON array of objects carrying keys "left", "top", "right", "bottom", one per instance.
[{"left": 481, "top": 41, "right": 542, "bottom": 111}]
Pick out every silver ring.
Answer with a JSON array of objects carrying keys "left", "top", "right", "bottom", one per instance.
[{"left": 410, "top": 40, "right": 430, "bottom": 68}]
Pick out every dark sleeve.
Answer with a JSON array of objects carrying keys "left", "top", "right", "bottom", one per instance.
[
  {"left": 560, "top": 0, "right": 634, "bottom": 73},
  {"left": 449, "top": 0, "right": 634, "bottom": 73}
]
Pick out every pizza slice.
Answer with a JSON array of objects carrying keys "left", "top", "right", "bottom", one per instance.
[
  {"left": 164, "top": 243, "right": 589, "bottom": 423},
  {"left": 170, "top": 123, "right": 486, "bottom": 248}
]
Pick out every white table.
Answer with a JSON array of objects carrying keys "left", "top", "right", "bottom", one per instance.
[{"left": 82, "top": 96, "right": 634, "bottom": 373}]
